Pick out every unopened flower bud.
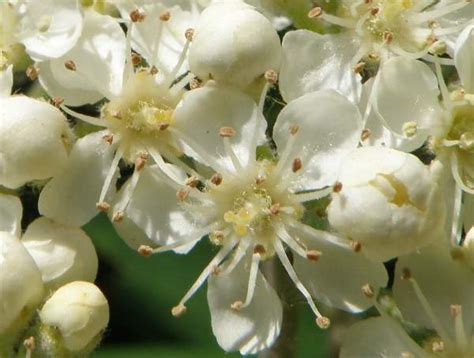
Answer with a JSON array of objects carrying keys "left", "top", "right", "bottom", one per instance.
[{"left": 39, "top": 281, "right": 109, "bottom": 352}]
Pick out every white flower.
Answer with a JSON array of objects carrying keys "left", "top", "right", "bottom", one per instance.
[
  {"left": 22, "top": 217, "right": 98, "bottom": 292},
  {"left": 0, "top": 65, "right": 74, "bottom": 189},
  {"left": 327, "top": 146, "right": 445, "bottom": 262},
  {"left": 119, "top": 87, "right": 387, "bottom": 354},
  {"left": 279, "top": 1, "right": 471, "bottom": 103},
  {"left": 39, "top": 281, "right": 109, "bottom": 352},
  {"left": 37, "top": 9, "right": 199, "bottom": 227},
  {"left": 189, "top": 0, "right": 281, "bottom": 89},
  {"left": 0, "top": 194, "right": 44, "bottom": 336},
  {"left": 341, "top": 243, "right": 474, "bottom": 357}
]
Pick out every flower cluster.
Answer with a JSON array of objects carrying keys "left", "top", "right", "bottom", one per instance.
[{"left": 0, "top": 0, "right": 472, "bottom": 356}]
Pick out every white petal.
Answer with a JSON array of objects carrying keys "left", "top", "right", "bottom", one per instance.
[
  {"left": 22, "top": 217, "right": 98, "bottom": 291},
  {"left": 38, "top": 10, "right": 126, "bottom": 106},
  {"left": 0, "top": 193, "right": 22, "bottom": 237},
  {"left": 393, "top": 244, "right": 474, "bottom": 339},
  {"left": 273, "top": 90, "right": 362, "bottom": 191},
  {"left": 340, "top": 317, "right": 425, "bottom": 358},
  {"left": 455, "top": 25, "right": 474, "bottom": 93},
  {"left": 18, "top": 0, "right": 83, "bottom": 60},
  {"left": 0, "top": 96, "right": 73, "bottom": 189},
  {"left": 372, "top": 57, "right": 441, "bottom": 150},
  {"left": 280, "top": 30, "right": 362, "bottom": 103},
  {"left": 124, "top": 165, "right": 204, "bottom": 247},
  {"left": 173, "top": 82, "right": 267, "bottom": 174},
  {"left": 38, "top": 131, "right": 117, "bottom": 227},
  {"left": 0, "top": 66, "right": 13, "bottom": 97},
  {"left": 291, "top": 224, "right": 388, "bottom": 313},
  {"left": 207, "top": 257, "right": 282, "bottom": 354}
]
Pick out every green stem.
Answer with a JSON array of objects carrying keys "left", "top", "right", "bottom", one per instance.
[{"left": 259, "top": 257, "right": 299, "bottom": 358}]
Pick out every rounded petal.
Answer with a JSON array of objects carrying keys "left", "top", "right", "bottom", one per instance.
[
  {"left": 22, "top": 217, "right": 98, "bottom": 291},
  {"left": 18, "top": 0, "right": 83, "bottom": 60},
  {"left": 124, "top": 165, "right": 205, "bottom": 247},
  {"left": 340, "top": 317, "right": 425, "bottom": 358},
  {"left": 0, "top": 193, "right": 22, "bottom": 237},
  {"left": 372, "top": 57, "right": 441, "bottom": 150},
  {"left": 173, "top": 82, "right": 267, "bottom": 174},
  {"left": 38, "top": 10, "right": 126, "bottom": 106},
  {"left": 393, "top": 244, "right": 474, "bottom": 339},
  {"left": 38, "top": 131, "right": 117, "bottom": 227},
  {"left": 273, "top": 90, "right": 362, "bottom": 191},
  {"left": 0, "top": 96, "right": 73, "bottom": 189},
  {"left": 0, "top": 232, "right": 44, "bottom": 335},
  {"left": 207, "top": 257, "right": 282, "bottom": 354},
  {"left": 455, "top": 25, "right": 474, "bottom": 93},
  {"left": 280, "top": 30, "right": 362, "bottom": 103},
  {"left": 291, "top": 224, "right": 388, "bottom": 313}
]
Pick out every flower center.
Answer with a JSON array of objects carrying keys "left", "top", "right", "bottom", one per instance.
[{"left": 447, "top": 101, "right": 474, "bottom": 153}]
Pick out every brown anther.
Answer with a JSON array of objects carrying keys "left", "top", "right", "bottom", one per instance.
[
  {"left": 158, "top": 122, "right": 169, "bottom": 130},
  {"left": 289, "top": 124, "right": 299, "bottom": 135},
  {"left": 219, "top": 126, "right": 236, "bottom": 137},
  {"left": 254, "top": 244, "right": 266, "bottom": 255},
  {"left": 176, "top": 188, "right": 189, "bottom": 201},
  {"left": 190, "top": 78, "right": 201, "bottom": 90},
  {"left": 210, "top": 173, "right": 223, "bottom": 186},
  {"left": 52, "top": 97, "right": 64, "bottom": 107},
  {"left": 292, "top": 158, "right": 302, "bottom": 173},
  {"left": 26, "top": 65, "right": 39, "bottom": 80},
  {"left": 102, "top": 134, "right": 114, "bottom": 145},
  {"left": 368, "top": 52, "right": 379, "bottom": 60},
  {"left": 23, "top": 337, "right": 35, "bottom": 352},
  {"left": 450, "top": 304, "right": 462, "bottom": 318},
  {"left": 432, "top": 341, "right": 445, "bottom": 353},
  {"left": 264, "top": 69, "right": 278, "bottom": 84},
  {"left": 427, "top": 20, "right": 438, "bottom": 29},
  {"left": 370, "top": 7, "right": 379, "bottom": 15},
  {"left": 110, "top": 110, "right": 122, "bottom": 119},
  {"left": 131, "top": 52, "right": 142, "bottom": 66},
  {"left": 383, "top": 31, "right": 393, "bottom": 43},
  {"left": 231, "top": 301, "right": 243, "bottom": 310},
  {"left": 255, "top": 175, "right": 266, "bottom": 185},
  {"left": 361, "top": 129, "right": 371, "bottom": 141},
  {"left": 135, "top": 154, "right": 148, "bottom": 171},
  {"left": 401, "top": 267, "right": 412, "bottom": 280},
  {"left": 64, "top": 60, "right": 76, "bottom": 71},
  {"left": 353, "top": 61, "right": 366, "bottom": 74},
  {"left": 159, "top": 10, "right": 171, "bottom": 21},
  {"left": 316, "top": 316, "right": 331, "bottom": 329},
  {"left": 269, "top": 203, "right": 280, "bottom": 215},
  {"left": 185, "top": 28, "right": 194, "bottom": 41},
  {"left": 308, "top": 6, "right": 322, "bottom": 18},
  {"left": 350, "top": 241, "right": 362, "bottom": 252},
  {"left": 138, "top": 245, "right": 153, "bottom": 257},
  {"left": 171, "top": 304, "right": 187, "bottom": 317},
  {"left": 306, "top": 249, "right": 322, "bottom": 262},
  {"left": 149, "top": 65, "right": 158, "bottom": 75},
  {"left": 112, "top": 211, "right": 124, "bottom": 223},
  {"left": 130, "top": 9, "right": 146, "bottom": 22},
  {"left": 210, "top": 230, "right": 225, "bottom": 245},
  {"left": 96, "top": 201, "right": 111, "bottom": 212},
  {"left": 211, "top": 265, "right": 221, "bottom": 275},
  {"left": 332, "top": 181, "right": 343, "bottom": 193},
  {"left": 361, "top": 284, "right": 374, "bottom": 298},
  {"left": 185, "top": 176, "right": 199, "bottom": 188}
]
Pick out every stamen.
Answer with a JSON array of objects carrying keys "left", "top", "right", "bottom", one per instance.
[
  {"left": 171, "top": 303, "right": 187, "bottom": 317},
  {"left": 102, "top": 134, "right": 114, "bottom": 145},
  {"left": 98, "top": 145, "right": 125, "bottom": 204},
  {"left": 295, "top": 187, "right": 332, "bottom": 203},
  {"left": 176, "top": 188, "right": 189, "bottom": 201},
  {"left": 175, "top": 238, "right": 238, "bottom": 308},
  {"left": 113, "top": 155, "right": 146, "bottom": 217},
  {"left": 433, "top": 55, "right": 451, "bottom": 108},
  {"left": 23, "top": 336, "right": 35, "bottom": 358},
  {"left": 219, "top": 238, "right": 251, "bottom": 275},
  {"left": 64, "top": 60, "right": 76, "bottom": 71},
  {"left": 307, "top": 7, "right": 322, "bottom": 18},
  {"left": 223, "top": 136, "right": 243, "bottom": 172},
  {"left": 60, "top": 105, "right": 107, "bottom": 127},
  {"left": 361, "top": 129, "right": 371, "bottom": 141},
  {"left": 412, "top": 1, "right": 469, "bottom": 24},
  {"left": 239, "top": 251, "right": 261, "bottom": 308},
  {"left": 353, "top": 61, "right": 366, "bottom": 74},
  {"left": 138, "top": 245, "right": 153, "bottom": 257},
  {"left": 159, "top": 11, "right": 171, "bottom": 22},
  {"left": 276, "top": 225, "right": 308, "bottom": 259},
  {"left": 274, "top": 130, "right": 298, "bottom": 176},
  {"left": 264, "top": 69, "right": 278, "bottom": 85},
  {"left": 52, "top": 97, "right": 64, "bottom": 107},
  {"left": 166, "top": 29, "right": 193, "bottom": 87},
  {"left": 112, "top": 211, "right": 124, "bottom": 222},
  {"left": 332, "top": 181, "right": 343, "bottom": 193},
  {"left": 292, "top": 158, "right": 302, "bottom": 173},
  {"left": 317, "top": 10, "right": 357, "bottom": 28},
  {"left": 361, "top": 283, "right": 374, "bottom": 298},
  {"left": 96, "top": 201, "right": 111, "bottom": 212},
  {"left": 131, "top": 52, "right": 142, "bottom": 66},
  {"left": 401, "top": 268, "right": 452, "bottom": 342},
  {"left": 26, "top": 65, "right": 39, "bottom": 80},
  {"left": 210, "top": 173, "right": 223, "bottom": 186},
  {"left": 129, "top": 9, "right": 146, "bottom": 23},
  {"left": 350, "top": 240, "right": 362, "bottom": 252},
  {"left": 148, "top": 148, "right": 186, "bottom": 185},
  {"left": 451, "top": 304, "right": 468, "bottom": 349},
  {"left": 274, "top": 240, "right": 326, "bottom": 323},
  {"left": 306, "top": 249, "right": 322, "bottom": 262}
]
